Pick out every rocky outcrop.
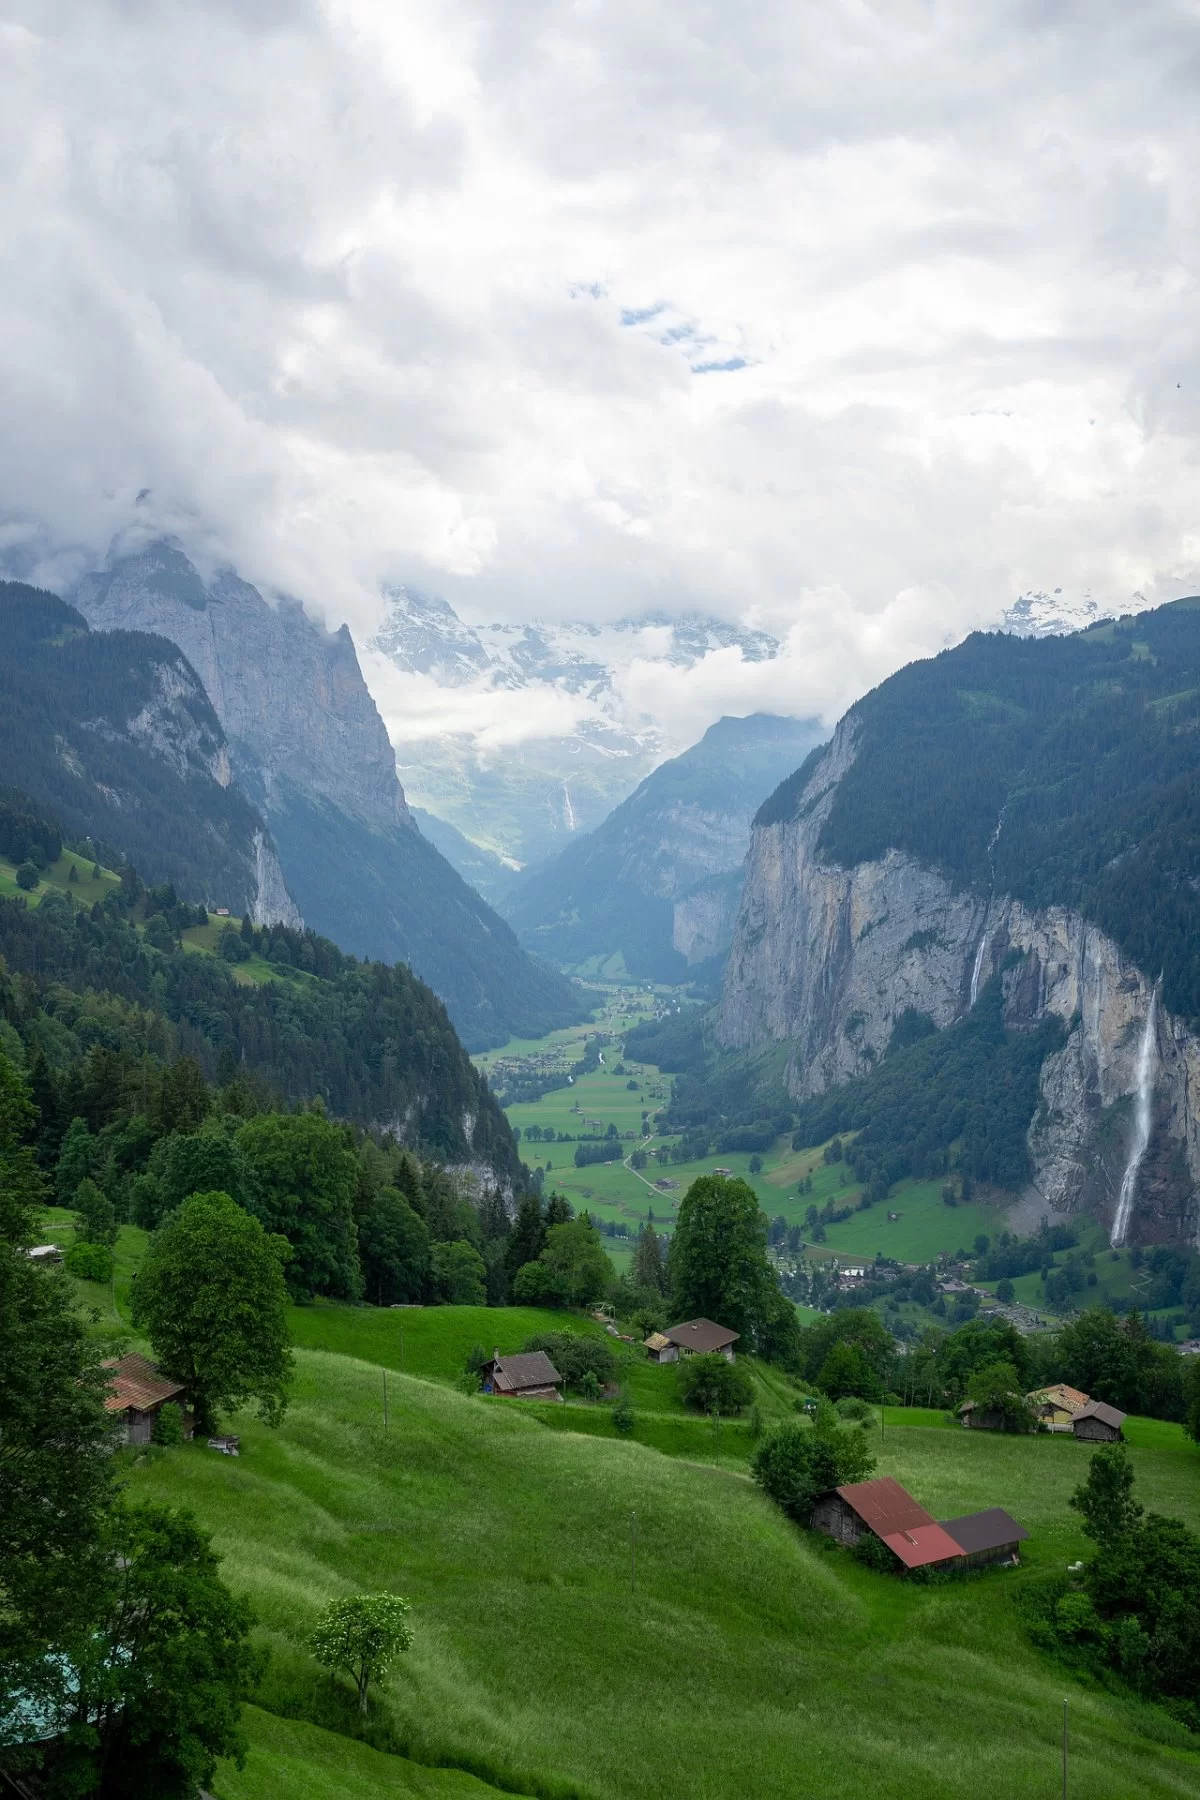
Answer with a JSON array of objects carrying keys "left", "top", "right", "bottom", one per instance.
[
  {"left": 71, "top": 538, "right": 585, "bottom": 1048},
  {"left": 75, "top": 542, "right": 409, "bottom": 833},
  {"left": 672, "top": 869, "right": 744, "bottom": 966},
  {"left": 719, "top": 720, "right": 1200, "bottom": 1245}
]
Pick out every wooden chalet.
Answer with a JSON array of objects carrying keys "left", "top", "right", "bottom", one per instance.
[
  {"left": 644, "top": 1318, "right": 740, "bottom": 1364},
  {"left": 102, "top": 1352, "right": 192, "bottom": 1446},
  {"left": 813, "top": 1477, "right": 1030, "bottom": 1573},
  {"left": 1027, "top": 1383, "right": 1090, "bottom": 1431},
  {"left": 481, "top": 1349, "right": 564, "bottom": 1401},
  {"left": 811, "top": 1477, "right": 966, "bottom": 1570},
  {"left": 1071, "top": 1400, "right": 1126, "bottom": 1442}
]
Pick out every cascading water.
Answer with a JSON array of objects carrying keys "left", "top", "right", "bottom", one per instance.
[
  {"left": 1110, "top": 987, "right": 1159, "bottom": 1248},
  {"left": 966, "top": 804, "right": 1008, "bottom": 1010}
]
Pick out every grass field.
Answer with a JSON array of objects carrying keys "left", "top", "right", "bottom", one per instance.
[
  {"left": 0, "top": 849, "right": 120, "bottom": 906},
  {"left": 125, "top": 1345, "right": 1200, "bottom": 1800}
]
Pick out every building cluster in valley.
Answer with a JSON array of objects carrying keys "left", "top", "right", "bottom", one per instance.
[{"left": 960, "top": 1381, "right": 1127, "bottom": 1442}]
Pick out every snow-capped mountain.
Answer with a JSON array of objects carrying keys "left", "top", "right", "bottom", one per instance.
[
  {"left": 363, "top": 590, "right": 783, "bottom": 868},
  {"left": 1000, "top": 589, "right": 1114, "bottom": 638}
]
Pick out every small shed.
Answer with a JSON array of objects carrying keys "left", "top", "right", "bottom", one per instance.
[
  {"left": 811, "top": 1477, "right": 965, "bottom": 1570},
  {"left": 940, "top": 1507, "right": 1029, "bottom": 1569},
  {"left": 657, "top": 1318, "right": 740, "bottom": 1362},
  {"left": 481, "top": 1349, "right": 564, "bottom": 1401},
  {"left": 643, "top": 1331, "right": 675, "bottom": 1364},
  {"left": 1027, "top": 1383, "right": 1090, "bottom": 1431},
  {"left": 957, "top": 1399, "right": 1009, "bottom": 1432},
  {"left": 26, "top": 1244, "right": 63, "bottom": 1264},
  {"left": 1072, "top": 1400, "right": 1126, "bottom": 1442},
  {"left": 103, "top": 1352, "right": 192, "bottom": 1446}
]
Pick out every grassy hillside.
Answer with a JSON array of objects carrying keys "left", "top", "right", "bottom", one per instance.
[{"left": 123, "top": 1345, "right": 1200, "bottom": 1800}]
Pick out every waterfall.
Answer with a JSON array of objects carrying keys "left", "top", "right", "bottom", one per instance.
[
  {"left": 1110, "top": 988, "right": 1159, "bottom": 1248},
  {"left": 969, "top": 924, "right": 989, "bottom": 1008}
]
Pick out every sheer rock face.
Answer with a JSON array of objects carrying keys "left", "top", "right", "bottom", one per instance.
[
  {"left": 718, "top": 721, "right": 1200, "bottom": 1245},
  {"left": 75, "top": 541, "right": 410, "bottom": 834}
]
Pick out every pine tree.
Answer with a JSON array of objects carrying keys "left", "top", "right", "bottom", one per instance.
[
  {"left": 633, "top": 1221, "right": 666, "bottom": 1295},
  {"left": 56, "top": 1114, "right": 96, "bottom": 1204}
]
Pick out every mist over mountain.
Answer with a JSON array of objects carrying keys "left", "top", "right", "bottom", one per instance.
[
  {"left": 0, "top": 578, "right": 295, "bottom": 922},
  {"left": 503, "top": 712, "right": 824, "bottom": 982},
  {"left": 69, "top": 539, "right": 586, "bottom": 1049},
  {"left": 364, "top": 586, "right": 786, "bottom": 868}
]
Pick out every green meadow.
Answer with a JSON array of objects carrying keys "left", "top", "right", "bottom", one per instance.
[{"left": 123, "top": 1335, "right": 1200, "bottom": 1800}]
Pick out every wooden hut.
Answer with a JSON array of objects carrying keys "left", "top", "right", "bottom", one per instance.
[
  {"left": 811, "top": 1477, "right": 965, "bottom": 1570},
  {"left": 481, "top": 1349, "right": 564, "bottom": 1401},
  {"left": 1071, "top": 1400, "right": 1126, "bottom": 1442},
  {"left": 102, "top": 1353, "right": 192, "bottom": 1446},
  {"left": 1027, "top": 1383, "right": 1090, "bottom": 1431}
]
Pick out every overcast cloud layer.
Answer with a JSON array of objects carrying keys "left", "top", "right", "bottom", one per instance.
[{"left": 4, "top": 1, "right": 1200, "bottom": 740}]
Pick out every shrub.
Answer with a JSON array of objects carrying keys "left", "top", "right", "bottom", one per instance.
[
  {"left": 522, "top": 1330, "right": 616, "bottom": 1391},
  {"left": 677, "top": 1352, "right": 754, "bottom": 1415},
  {"left": 852, "top": 1530, "right": 902, "bottom": 1573},
  {"left": 64, "top": 1240, "right": 114, "bottom": 1283},
  {"left": 15, "top": 861, "right": 39, "bottom": 891},
  {"left": 311, "top": 1593, "right": 413, "bottom": 1716},
  {"left": 751, "top": 1416, "right": 877, "bottom": 1525},
  {"left": 834, "top": 1395, "right": 874, "bottom": 1423},
  {"left": 151, "top": 1402, "right": 187, "bottom": 1447},
  {"left": 612, "top": 1393, "right": 636, "bottom": 1435}
]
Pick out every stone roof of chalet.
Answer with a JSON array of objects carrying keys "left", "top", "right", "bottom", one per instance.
[{"left": 1028, "top": 1383, "right": 1090, "bottom": 1413}]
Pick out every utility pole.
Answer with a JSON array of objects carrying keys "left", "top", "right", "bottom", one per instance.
[
  {"left": 1062, "top": 1699, "right": 1068, "bottom": 1800},
  {"left": 399, "top": 1325, "right": 404, "bottom": 1371},
  {"left": 383, "top": 1369, "right": 389, "bottom": 1432},
  {"left": 630, "top": 1510, "right": 638, "bottom": 1593}
]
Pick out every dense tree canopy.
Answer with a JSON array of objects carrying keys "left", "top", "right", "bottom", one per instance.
[
  {"left": 669, "top": 1176, "right": 776, "bottom": 1344},
  {"left": 132, "top": 1190, "right": 293, "bottom": 1432},
  {"left": 235, "top": 1112, "right": 362, "bottom": 1301}
]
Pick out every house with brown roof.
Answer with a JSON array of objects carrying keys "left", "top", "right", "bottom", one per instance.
[
  {"left": 103, "top": 1352, "right": 191, "bottom": 1446},
  {"left": 812, "top": 1477, "right": 1030, "bottom": 1573},
  {"left": 1027, "top": 1383, "right": 1090, "bottom": 1431},
  {"left": 1071, "top": 1400, "right": 1126, "bottom": 1442},
  {"left": 644, "top": 1318, "right": 740, "bottom": 1364},
  {"left": 481, "top": 1349, "right": 564, "bottom": 1401},
  {"left": 811, "top": 1477, "right": 966, "bottom": 1569}
]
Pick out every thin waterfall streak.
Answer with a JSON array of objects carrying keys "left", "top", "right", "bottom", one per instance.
[
  {"left": 969, "top": 929, "right": 988, "bottom": 1009},
  {"left": 1111, "top": 988, "right": 1159, "bottom": 1248}
]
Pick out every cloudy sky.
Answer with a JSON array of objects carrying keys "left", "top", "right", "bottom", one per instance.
[{"left": 4, "top": 0, "right": 1200, "bottom": 742}]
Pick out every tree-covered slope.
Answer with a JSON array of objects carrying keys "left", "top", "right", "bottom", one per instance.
[
  {"left": 0, "top": 579, "right": 286, "bottom": 917},
  {"left": 0, "top": 832, "right": 523, "bottom": 1187},
  {"left": 506, "top": 713, "right": 824, "bottom": 979},
  {"left": 759, "top": 599, "right": 1200, "bottom": 1023}
]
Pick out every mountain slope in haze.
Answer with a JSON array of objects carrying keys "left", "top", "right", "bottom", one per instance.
[
  {"left": 72, "top": 540, "right": 586, "bottom": 1049},
  {"left": 0, "top": 580, "right": 296, "bottom": 922},
  {"left": 722, "top": 600, "right": 1200, "bottom": 1246},
  {"left": 504, "top": 713, "right": 825, "bottom": 981},
  {"left": 411, "top": 807, "right": 522, "bottom": 909},
  {"left": 368, "top": 587, "right": 783, "bottom": 866}
]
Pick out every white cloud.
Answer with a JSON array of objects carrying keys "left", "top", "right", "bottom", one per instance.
[{"left": 3, "top": 0, "right": 1200, "bottom": 750}]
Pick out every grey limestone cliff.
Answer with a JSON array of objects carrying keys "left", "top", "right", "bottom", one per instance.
[{"left": 719, "top": 719, "right": 1200, "bottom": 1245}]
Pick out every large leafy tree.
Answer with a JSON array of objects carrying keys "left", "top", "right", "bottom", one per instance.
[
  {"left": 0, "top": 1051, "right": 114, "bottom": 1688},
  {"left": 49, "top": 1502, "right": 259, "bottom": 1799},
  {"left": 132, "top": 1190, "right": 293, "bottom": 1432},
  {"left": 669, "top": 1176, "right": 775, "bottom": 1343},
  {"left": 155, "top": 1124, "right": 260, "bottom": 1221},
  {"left": 964, "top": 1359, "right": 1036, "bottom": 1432},
  {"left": 1070, "top": 1443, "right": 1144, "bottom": 1554},
  {"left": 236, "top": 1111, "right": 361, "bottom": 1300},
  {"left": 751, "top": 1410, "right": 877, "bottom": 1524},
  {"left": 429, "top": 1238, "right": 488, "bottom": 1305}
]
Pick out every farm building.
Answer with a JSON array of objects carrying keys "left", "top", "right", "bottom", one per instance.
[
  {"left": 938, "top": 1508, "right": 1029, "bottom": 1569},
  {"left": 1027, "top": 1383, "right": 1090, "bottom": 1430},
  {"left": 26, "top": 1243, "right": 62, "bottom": 1264},
  {"left": 956, "top": 1395, "right": 1030, "bottom": 1432},
  {"left": 644, "top": 1318, "right": 740, "bottom": 1363},
  {"left": 481, "top": 1349, "right": 564, "bottom": 1401},
  {"left": 103, "top": 1352, "right": 192, "bottom": 1446},
  {"left": 810, "top": 1478, "right": 966, "bottom": 1570},
  {"left": 1071, "top": 1400, "right": 1126, "bottom": 1442},
  {"left": 812, "top": 1478, "right": 1029, "bottom": 1573}
]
